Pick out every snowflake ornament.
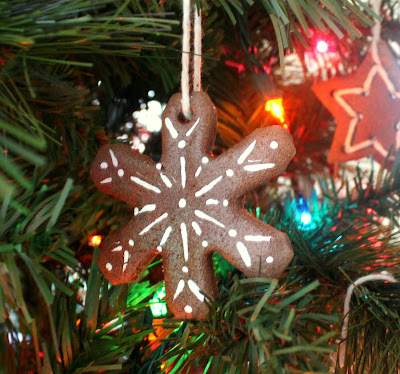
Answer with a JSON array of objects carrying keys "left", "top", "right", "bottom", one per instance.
[{"left": 91, "top": 92, "right": 296, "bottom": 320}]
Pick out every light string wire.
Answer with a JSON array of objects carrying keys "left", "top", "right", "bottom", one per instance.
[{"left": 181, "top": 0, "right": 202, "bottom": 120}]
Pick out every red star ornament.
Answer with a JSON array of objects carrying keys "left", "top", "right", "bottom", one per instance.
[
  {"left": 91, "top": 92, "right": 295, "bottom": 320},
  {"left": 312, "top": 42, "right": 400, "bottom": 164}
]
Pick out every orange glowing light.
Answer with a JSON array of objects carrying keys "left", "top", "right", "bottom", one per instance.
[
  {"left": 265, "top": 98, "right": 289, "bottom": 129},
  {"left": 90, "top": 235, "right": 102, "bottom": 246}
]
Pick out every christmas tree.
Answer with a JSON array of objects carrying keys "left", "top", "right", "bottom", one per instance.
[{"left": 1, "top": 0, "right": 400, "bottom": 373}]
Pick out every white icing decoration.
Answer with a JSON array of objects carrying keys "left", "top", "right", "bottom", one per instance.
[
  {"left": 123, "top": 250, "right": 130, "bottom": 272},
  {"left": 188, "top": 279, "right": 205, "bottom": 302},
  {"left": 237, "top": 140, "right": 256, "bottom": 164},
  {"left": 270, "top": 141, "right": 278, "bottom": 149},
  {"left": 157, "top": 246, "right": 162, "bottom": 252},
  {"left": 139, "top": 212, "right": 168, "bottom": 235},
  {"left": 236, "top": 242, "right": 251, "bottom": 267},
  {"left": 160, "top": 173, "right": 172, "bottom": 188},
  {"left": 195, "top": 210, "right": 225, "bottom": 228},
  {"left": 186, "top": 117, "right": 200, "bottom": 137},
  {"left": 159, "top": 226, "right": 172, "bottom": 248},
  {"left": 130, "top": 176, "right": 161, "bottom": 193},
  {"left": 180, "top": 157, "right": 186, "bottom": 188},
  {"left": 179, "top": 198, "right": 186, "bottom": 208},
  {"left": 173, "top": 279, "right": 185, "bottom": 300},
  {"left": 195, "top": 166, "right": 202, "bottom": 178},
  {"left": 106, "top": 263, "right": 113, "bottom": 271},
  {"left": 248, "top": 159, "right": 261, "bottom": 162},
  {"left": 266, "top": 256, "right": 274, "bottom": 263},
  {"left": 129, "top": 239, "right": 134, "bottom": 246},
  {"left": 111, "top": 246, "right": 122, "bottom": 252},
  {"left": 226, "top": 169, "right": 234, "bottom": 177},
  {"left": 206, "top": 199, "right": 219, "bottom": 205},
  {"left": 134, "top": 204, "right": 156, "bottom": 215},
  {"left": 244, "top": 164, "right": 275, "bottom": 171},
  {"left": 223, "top": 200, "right": 229, "bottom": 207},
  {"left": 182, "top": 266, "right": 189, "bottom": 273},
  {"left": 244, "top": 235, "right": 271, "bottom": 242},
  {"left": 184, "top": 305, "right": 192, "bottom": 313},
  {"left": 100, "top": 177, "right": 112, "bottom": 184},
  {"left": 202, "top": 157, "right": 209, "bottom": 164},
  {"left": 178, "top": 140, "right": 186, "bottom": 149},
  {"left": 191, "top": 221, "right": 202, "bottom": 236},
  {"left": 202, "top": 240, "right": 208, "bottom": 247},
  {"left": 118, "top": 169, "right": 124, "bottom": 177},
  {"left": 228, "top": 229, "right": 237, "bottom": 237},
  {"left": 100, "top": 162, "right": 108, "bottom": 169},
  {"left": 181, "top": 222, "right": 189, "bottom": 261},
  {"left": 165, "top": 117, "right": 178, "bottom": 139},
  {"left": 156, "top": 163, "right": 162, "bottom": 170},
  {"left": 195, "top": 176, "right": 223, "bottom": 197},
  {"left": 109, "top": 149, "right": 118, "bottom": 167}
]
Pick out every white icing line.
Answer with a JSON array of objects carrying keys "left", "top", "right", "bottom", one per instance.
[
  {"left": 100, "top": 177, "right": 112, "bottom": 184},
  {"left": 195, "top": 166, "right": 202, "bottom": 178},
  {"left": 181, "top": 222, "right": 189, "bottom": 261},
  {"left": 165, "top": 117, "right": 178, "bottom": 139},
  {"left": 248, "top": 159, "right": 261, "bottom": 163},
  {"left": 186, "top": 117, "right": 200, "bottom": 137},
  {"left": 178, "top": 140, "right": 186, "bottom": 149},
  {"left": 109, "top": 149, "right": 118, "bottom": 167},
  {"left": 156, "top": 163, "right": 162, "bottom": 170},
  {"left": 130, "top": 176, "right": 161, "bottom": 193},
  {"left": 179, "top": 198, "right": 186, "bottom": 208},
  {"left": 195, "top": 176, "right": 223, "bottom": 197},
  {"left": 134, "top": 204, "right": 156, "bottom": 215},
  {"left": 223, "top": 200, "right": 229, "bottom": 207},
  {"left": 238, "top": 140, "right": 256, "bottom": 164},
  {"left": 188, "top": 279, "right": 205, "bottom": 302},
  {"left": 236, "top": 242, "right": 251, "bottom": 267},
  {"left": 111, "top": 246, "right": 122, "bottom": 252},
  {"left": 118, "top": 169, "right": 124, "bottom": 177},
  {"left": 173, "top": 279, "right": 185, "bottom": 300},
  {"left": 195, "top": 210, "right": 225, "bottom": 228},
  {"left": 182, "top": 266, "right": 189, "bottom": 273},
  {"left": 123, "top": 250, "right": 130, "bottom": 273},
  {"left": 184, "top": 305, "right": 192, "bottom": 313},
  {"left": 160, "top": 173, "right": 172, "bottom": 188},
  {"left": 106, "top": 263, "right": 112, "bottom": 271},
  {"left": 139, "top": 212, "right": 168, "bottom": 235},
  {"left": 266, "top": 256, "right": 274, "bottom": 263},
  {"left": 159, "top": 226, "right": 172, "bottom": 247},
  {"left": 244, "top": 164, "right": 275, "bottom": 171},
  {"left": 206, "top": 199, "right": 219, "bottom": 205},
  {"left": 129, "top": 239, "right": 134, "bottom": 246},
  {"left": 244, "top": 235, "right": 271, "bottom": 242},
  {"left": 180, "top": 157, "right": 186, "bottom": 188},
  {"left": 100, "top": 162, "right": 108, "bottom": 169},
  {"left": 192, "top": 221, "right": 202, "bottom": 235}
]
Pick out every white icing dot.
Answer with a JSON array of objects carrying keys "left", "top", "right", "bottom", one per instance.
[
  {"left": 202, "top": 157, "right": 209, "bottom": 164},
  {"left": 106, "top": 263, "right": 113, "bottom": 271},
  {"left": 202, "top": 240, "right": 208, "bottom": 247},
  {"left": 178, "top": 140, "right": 186, "bottom": 149},
  {"left": 228, "top": 229, "right": 237, "bottom": 237},
  {"left": 266, "top": 256, "right": 274, "bottom": 263},
  {"left": 270, "top": 141, "right": 278, "bottom": 149},
  {"left": 182, "top": 266, "right": 189, "bottom": 273},
  {"left": 179, "top": 198, "right": 186, "bottom": 208},
  {"left": 157, "top": 246, "right": 162, "bottom": 252},
  {"left": 184, "top": 305, "right": 193, "bottom": 313},
  {"left": 118, "top": 169, "right": 124, "bottom": 177},
  {"left": 223, "top": 200, "right": 229, "bottom": 207},
  {"left": 156, "top": 163, "right": 162, "bottom": 170},
  {"left": 226, "top": 169, "right": 234, "bottom": 177},
  {"left": 100, "top": 162, "right": 108, "bottom": 169},
  {"left": 129, "top": 239, "right": 134, "bottom": 246}
]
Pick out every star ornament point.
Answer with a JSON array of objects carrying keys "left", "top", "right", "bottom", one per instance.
[
  {"left": 312, "top": 42, "right": 400, "bottom": 164},
  {"left": 91, "top": 92, "right": 296, "bottom": 320}
]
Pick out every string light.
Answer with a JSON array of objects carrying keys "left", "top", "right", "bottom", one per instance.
[
  {"left": 89, "top": 235, "right": 102, "bottom": 246},
  {"left": 316, "top": 40, "right": 328, "bottom": 53},
  {"left": 150, "top": 286, "right": 167, "bottom": 317},
  {"left": 265, "top": 98, "right": 288, "bottom": 129}
]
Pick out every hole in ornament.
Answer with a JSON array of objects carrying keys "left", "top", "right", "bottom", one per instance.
[
  {"left": 396, "top": 122, "right": 400, "bottom": 131},
  {"left": 389, "top": 92, "right": 396, "bottom": 99},
  {"left": 362, "top": 91, "right": 369, "bottom": 96},
  {"left": 357, "top": 113, "right": 363, "bottom": 120},
  {"left": 178, "top": 111, "right": 192, "bottom": 124}
]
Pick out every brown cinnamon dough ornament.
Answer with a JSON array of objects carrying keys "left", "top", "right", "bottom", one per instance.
[{"left": 91, "top": 92, "right": 296, "bottom": 320}]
